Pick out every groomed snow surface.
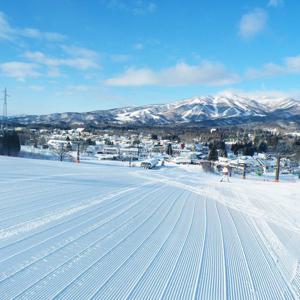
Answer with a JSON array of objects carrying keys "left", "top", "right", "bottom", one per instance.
[{"left": 0, "top": 156, "right": 300, "bottom": 300}]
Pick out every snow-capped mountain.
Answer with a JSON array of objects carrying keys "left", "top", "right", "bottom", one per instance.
[{"left": 8, "top": 93, "right": 300, "bottom": 127}]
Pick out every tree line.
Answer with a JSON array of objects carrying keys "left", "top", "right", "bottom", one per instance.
[{"left": 0, "top": 131, "right": 21, "bottom": 156}]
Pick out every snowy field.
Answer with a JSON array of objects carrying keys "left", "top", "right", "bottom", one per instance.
[{"left": 0, "top": 156, "right": 300, "bottom": 299}]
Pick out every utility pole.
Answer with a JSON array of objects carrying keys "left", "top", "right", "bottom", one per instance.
[
  {"left": 76, "top": 142, "right": 80, "bottom": 163},
  {"left": 1, "top": 88, "right": 8, "bottom": 132},
  {"left": 275, "top": 155, "right": 281, "bottom": 182},
  {"left": 242, "top": 163, "right": 246, "bottom": 179}
]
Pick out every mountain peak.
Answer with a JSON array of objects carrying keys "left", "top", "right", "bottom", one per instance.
[{"left": 8, "top": 93, "right": 300, "bottom": 128}]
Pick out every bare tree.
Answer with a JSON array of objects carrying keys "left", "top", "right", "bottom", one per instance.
[{"left": 55, "top": 143, "right": 71, "bottom": 162}]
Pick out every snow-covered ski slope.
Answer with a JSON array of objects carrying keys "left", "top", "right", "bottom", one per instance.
[{"left": 0, "top": 156, "right": 300, "bottom": 300}]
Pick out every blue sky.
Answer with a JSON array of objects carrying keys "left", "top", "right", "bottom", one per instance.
[{"left": 0, "top": 0, "right": 300, "bottom": 115}]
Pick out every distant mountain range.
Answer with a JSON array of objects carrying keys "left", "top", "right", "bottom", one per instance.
[{"left": 7, "top": 93, "right": 300, "bottom": 128}]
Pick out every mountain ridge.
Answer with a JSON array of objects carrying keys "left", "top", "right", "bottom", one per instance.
[{"left": 6, "top": 93, "right": 300, "bottom": 128}]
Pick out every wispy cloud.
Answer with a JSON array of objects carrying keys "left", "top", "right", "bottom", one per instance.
[
  {"left": 0, "top": 11, "right": 14, "bottom": 40},
  {"left": 0, "top": 46, "right": 101, "bottom": 81},
  {"left": 0, "top": 11, "right": 65, "bottom": 42},
  {"left": 0, "top": 61, "right": 40, "bottom": 80},
  {"left": 246, "top": 54, "right": 300, "bottom": 79},
  {"left": 238, "top": 8, "right": 268, "bottom": 39},
  {"left": 106, "top": 68, "right": 156, "bottom": 86},
  {"left": 56, "top": 85, "right": 96, "bottom": 96},
  {"left": 268, "top": 0, "right": 284, "bottom": 7},
  {"left": 285, "top": 55, "right": 300, "bottom": 72},
  {"left": 105, "top": 61, "right": 240, "bottom": 87},
  {"left": 110, "top": 54, "right": 131, "bottom": 62},
  {"left": 246, "top": 63, "right": 285, "bottom": 78},
  {"left": 103, "top": 0, "right": 157, "bottom": 15},
  {"left": 29, "top": 85, "right": 45, "bottom": 92},
  {"left": 24, "top": 50, "right": 100, "bottom": 71},
  {"left": 133, "top": 38, "right": 160, "bottom": 50},
  {"left": 61, "top": 45, "right": 99, "bottom": 60},
  {"left": 133, "top": 42, "right": 144, "bottom": 50},
  {"left": 20, "top": 28, "right": 65, "bottom": 41}
]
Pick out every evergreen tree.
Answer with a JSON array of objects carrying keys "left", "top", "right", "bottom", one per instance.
[
  {"left": 231, "top": 142, "right": 243, "bottom": 155},
  {"left": 132, "top": 139, "right": 141, "bottom": 145},
  {"left": 257, "top": 140, "right": 268, "bottom": 153},
  {"left": 166, "top": 143, "right": 173, "bottom": 156},
  {"left": 220, "top": 148, "right": 228, "bottom": 157},
  {"left": 0, "top": 131, "right": 21, "bottom": 156},
  {"left": 243, "top": 142, "right": 255, "bottom": 156},
  {"left": 208, "top": 146, "right": 218, "bottom": 161},
  {"left": 86, "top": 138, "right": 96, "bottom": 145}
]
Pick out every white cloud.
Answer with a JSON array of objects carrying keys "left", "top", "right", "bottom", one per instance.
[
  {"left": 24, "top": 51, "right": 100, "bottom": 71},
  {"left": 239, "top": 8, "right": 268, "bottom": 39},
  {"left": 110, "top": 54, "right": 131, "bottom": 62},
  {"left": 56, "top": 85, "right": 90, "bottom": 96},
  {"left": 104, "top": 0, "right": 157, "bottom": 15},
  {"left": 246, "top": 54, "right": 300, "bottom": 79},
  {"left": 285, "top": 55, "right": 300, "bottom": 72},
  {"left": 106, "top": 68, "right": 156, "bottom": 86},
  {"left": 246, "top": 63, "right": 285, "bottom": 79},
  {"left": 133, "top": 42, "right": 144, "bottom": 50},
  {"left": 132, "top": 1, "right": 156, "bottom": 15},
  {"left": 20, "top": 28, "right": 65, "bottom": 41},
  {"left": 160, "top": 62, "right": 240, "bottom": 86},
  {"left": 0, "top": 11, "right": 14, "bottom": 40},
  {"left": 0, "top": 10, "right": 65, "bottom": 42},
  {"left": 65, "top": 85, "right": 95, "bottom": 93},
  {"left": 61, "top": 45, "right": 99, "bottom": 59},
  {"left": 268, "top": 0, "right": 283, "bottom": 7},
  {"left": 29, "top": 85, "right": 45, "bottom": 92},
  {"left": 0, "top": 46, "right": 101, "bottom": 80},
  {"left": 105, "top": 61, "right": 240, "bottom": 87},
  {"left": 0, "top": 61, "right": 40, "bottom": 80},
  {"left": 133, "top": 39, "right": 160, "bottom": 50}
]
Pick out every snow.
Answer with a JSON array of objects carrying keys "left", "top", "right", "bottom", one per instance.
[
  {"left": 10, "top": 93, "right": 300, "bottom": 126},
  {"left": 0, "top": 156, "right": 299, "bottom": 299}
]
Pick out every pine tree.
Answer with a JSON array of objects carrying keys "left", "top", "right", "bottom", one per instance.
[
  {"left": 0, "top": 131, "right": 21, "bottom": 156},
  {"left": 208, "top": 146, "right": 218, "bottom": 161},
  {"left": 243, "top": 142, "right": 255, "bottom": 156},
  {"left": 257, "top": 140, "right": 268, "bottom": 153},
  {"left": 220, "top": 148, "right": 228, "bottom": 157},
  {"left": 166, "top": 143, "right": 173, "bottom": 156}
]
